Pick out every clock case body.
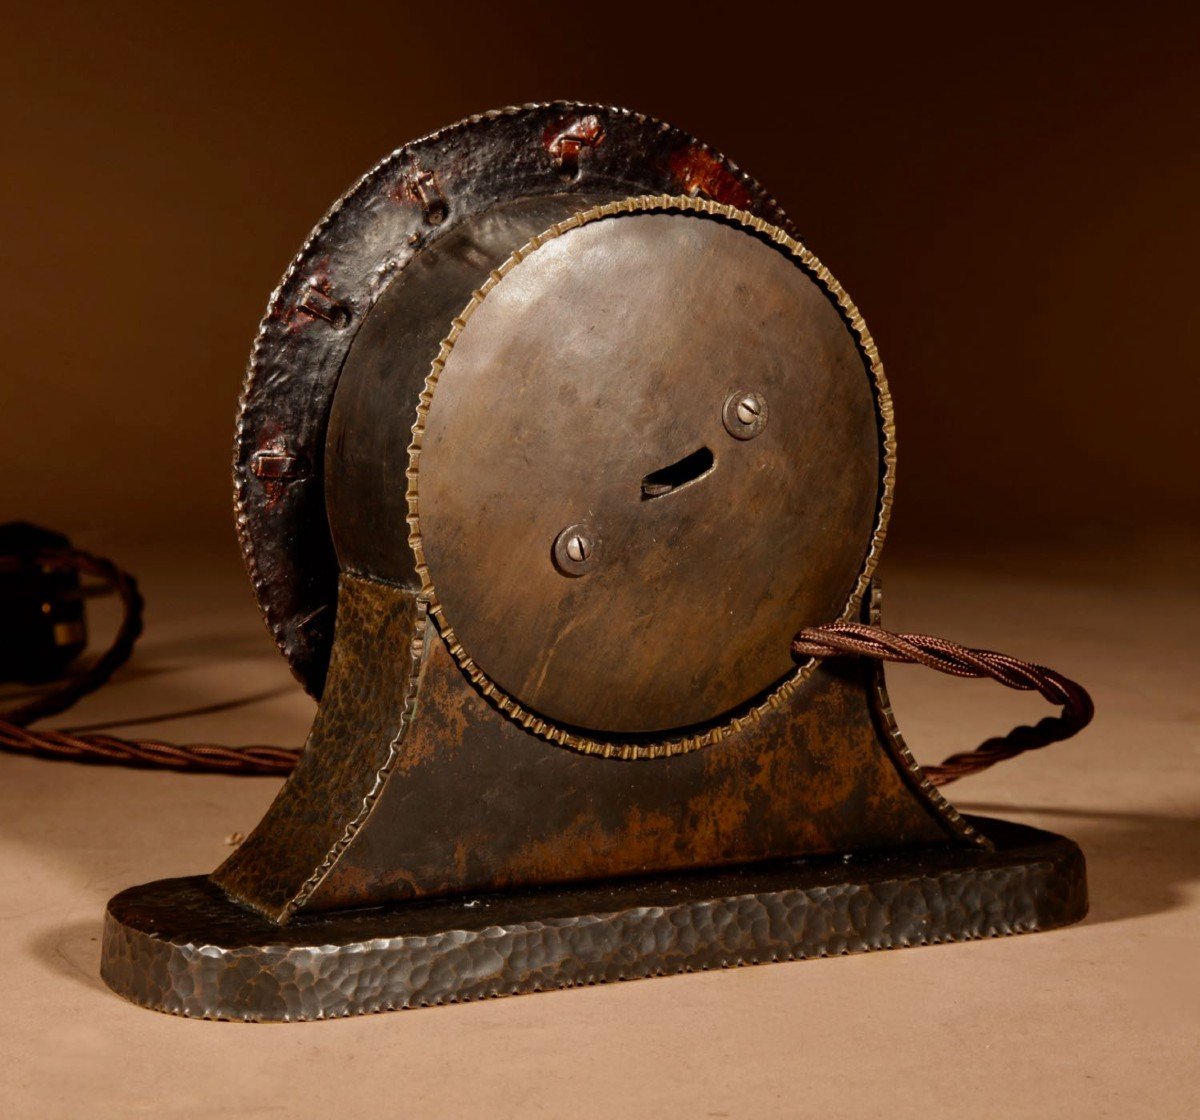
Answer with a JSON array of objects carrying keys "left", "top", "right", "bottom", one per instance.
[{"left": 99, "top": 104, "right": 1087, "bottom": 1021}]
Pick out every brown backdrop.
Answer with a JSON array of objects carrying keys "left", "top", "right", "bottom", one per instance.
[{"left": 4, "top": 2, "right": 1197, "bottom": 568}]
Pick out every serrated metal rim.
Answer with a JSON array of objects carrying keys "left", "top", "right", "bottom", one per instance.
[
  {"left": 232, "top": 103, "right": 795, "bottom": 696},
  {"left": 406, "top": 194, "right": 894, "bottom": 760}
]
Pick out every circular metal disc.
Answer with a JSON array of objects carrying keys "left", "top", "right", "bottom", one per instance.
[
  {"left": 233, "top": 104, "right": 796, "bottom": 697},
  {"left": 414, "top": 203, "right": 883, "bottom": 734}
]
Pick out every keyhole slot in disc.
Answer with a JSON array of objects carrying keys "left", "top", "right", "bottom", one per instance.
[{"left": 640, "top": 446, "right": 716, "bottom": 500}]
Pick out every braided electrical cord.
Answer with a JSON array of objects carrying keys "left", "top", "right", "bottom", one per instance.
[
  {"left": 793, "top": 622, "right": 1094, "bottom": 785},
  {"left": 0, "top": 549, "right": 300, "bottom": 775},
  {"left": 1, "top": 549, "right": 1092, "bottom": 784}
]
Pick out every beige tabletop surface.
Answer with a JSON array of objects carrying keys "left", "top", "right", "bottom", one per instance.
[{"left": 2, "top": 547, "right": 1196, "bottom": 1119}]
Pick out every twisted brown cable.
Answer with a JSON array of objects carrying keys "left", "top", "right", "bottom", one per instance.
[
  {"left": 3, "top": 550, "right": 1091, "bottom": 784},
  {"left": 793, "top": 622, "right": 1094, "bottom": 785},
  {"left": 0, "top": 549, "right": 300, "bottom": 775}
]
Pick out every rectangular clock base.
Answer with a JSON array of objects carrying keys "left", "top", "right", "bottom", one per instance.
[{"left": 101, "top": 816, "right": 1086, "bottom": 1022}]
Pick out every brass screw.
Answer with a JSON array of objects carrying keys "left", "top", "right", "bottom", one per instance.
[
  {"left": 735, "top": 395, "right": 761, "bottom": 425},
  {"left": 723, "top": 390, "right": 768, "bottom": 440},
  {"left": 553, "top": 524, "right": 599, "bottom": 576},
  {"left": 565, "top": 534, "right": 591, "bottom": 563}
]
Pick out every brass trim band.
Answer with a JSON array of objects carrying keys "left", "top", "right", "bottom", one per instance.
[{"left": 406, "top": 194, "right": 895, "bottom": 759}]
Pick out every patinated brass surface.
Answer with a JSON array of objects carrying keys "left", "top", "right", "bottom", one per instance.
[
  {"left": 212, "top": 574, "right": 979, "bottom": 922},
  {"left": 212, "top": 574, "right": 427, "bottom": 919},
  {"left": 102, "top": 105, "right": 1088, "bottom": 1021},
  {"left": 236, "top": 104, "right": 796, "bottom": 697},
  {"left": 109, "top": 819, "right": 1088, "bottom": 1021},
  {"left": 326, "top": 191, "right": 620, "bottom": 588},
  {"left": 331, "top": 194, "right": 895, "bottom": 755},
  {"left": 218, "top": 190, "right": 967, "bottom": 925},
  {"left": 412, "top": 205, "right": 879, "bottom": 734}
]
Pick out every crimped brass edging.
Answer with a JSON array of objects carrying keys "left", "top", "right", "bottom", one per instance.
[
  {"left": 864, "top": 585, "right": 985, "bottom": 846},
  {"left": 405, "top": 194, "right": 895, "bottom": 760},
  {"left": 284, "top": 587, "right": 431, "bottom": 918}
]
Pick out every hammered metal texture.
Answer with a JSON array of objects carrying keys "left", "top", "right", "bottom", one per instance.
[
  {"left": 101, "top": 817, "right": 1087, "bottom": 1022},
  {"left": 235, "top": 103, "right": 797, "bottom": 696},
  {"left": 210, "top": 574, "right": 977, "bottom": 922},
  {"left": 211, "top": 575, "right": 425, "bottom": 920}
]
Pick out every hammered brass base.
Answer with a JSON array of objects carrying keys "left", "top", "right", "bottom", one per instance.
[{"left": 101, "top": 817, "right": 1086, "bottom": 1022}]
